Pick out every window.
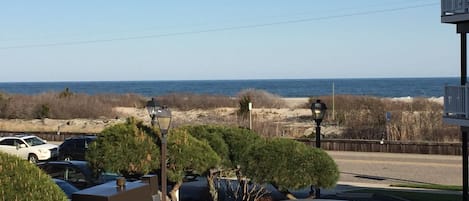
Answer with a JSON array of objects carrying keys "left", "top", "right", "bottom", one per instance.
[
  {"left": 75, "top": 140, "right": 85, "bottom": 149},
  {"left": 14, "top": 139, "right": 26, "bottom": 146},
  {"left": 23, "top": 137, "right": 45, "bottom": 146},
  {"left": 0, "top": 139, "right": 15, "bottom": 146}
]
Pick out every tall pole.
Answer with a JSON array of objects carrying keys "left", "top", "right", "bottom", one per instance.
[
  {"left": 462, "top": 32, "right": 468, "bottom": 201},
  {"left": 315, "top": 121, "right": 321, "bottom": 148},
  {"left": 332, "top": 82, "right": 335, "bottom": 121},
  {"left": 161, "top": 132, "right": 168, "bottom": 201},
  {"left": 461, "top": 127, "right": 469, "bottom": 201},
  {"left": 146, "top": 100, "right": 172, "bottom": 201},
  {"left": 462, "top": 33, "right": 467, "bottom": 86},
  {"left": 249, "top": 102, "right": 252, "bottom": 130},
  {"left": 315, "top": 120, "right": 321, "bottom": 198}
]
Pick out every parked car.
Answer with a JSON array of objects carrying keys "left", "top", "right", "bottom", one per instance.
[
  {"left": 58, "top": 135, "right": 97, "bottom": 161},
  {"left": 37, "top": 160, "right": 118, "bottom": 189},
  {"left": 53, "top": 178, "right": 79, "bottom": 199},
  {"left": 0, "top": 135, "right": 58, "bottom": 163}
]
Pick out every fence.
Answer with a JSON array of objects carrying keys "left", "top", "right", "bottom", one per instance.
[
  {"left": 296, "top": 138, "right": 462, "bottom": 155},
  {"left": 1, "top": 131, "right": 464, "bottom": 155}
]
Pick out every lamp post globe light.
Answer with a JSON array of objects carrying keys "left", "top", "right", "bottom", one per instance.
[
  {"left": 310, "top": 99, "right": 327, "bottom": 198},
  {"left": 146, "top": 98, "right": 172, "bottom": 201},
  {"left": 311, "top": 99, "right": 327, "bottom": 148}
]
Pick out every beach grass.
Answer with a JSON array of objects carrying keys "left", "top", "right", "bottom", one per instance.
[{"left": 0, "top": 89, "right": 459, "bottom": 141}]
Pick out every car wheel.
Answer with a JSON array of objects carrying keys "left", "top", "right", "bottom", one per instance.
[
  {"left": 64, "top": 156, "right": 72, "bottom": 161},
  {"left": 28, "top": 154, "right": 38, "bottom": 164}
]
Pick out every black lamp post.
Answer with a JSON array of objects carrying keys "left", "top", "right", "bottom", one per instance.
[
  {"left": 146, "top": 98, "right": 172, "bottom": 201},
  {"left": 310, "top": 99, "right": 327, "bottom": 198}
]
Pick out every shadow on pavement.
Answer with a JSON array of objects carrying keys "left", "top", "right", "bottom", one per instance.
[
  {"left": 341, "top": 171, "right": 434, "bottom": 185},
  {"left": 178, "top": 177, "right": 437, "bottom": 201}
]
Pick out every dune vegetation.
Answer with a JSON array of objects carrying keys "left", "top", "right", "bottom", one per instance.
[{"left": 0, "top": 88, "right": 458, "bottom": 142}]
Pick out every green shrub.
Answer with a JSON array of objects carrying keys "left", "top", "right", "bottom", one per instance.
[
  {"left": 182, "top": 125, "right": 265, "bottom": 201},
  {"left": 221, "top": 127, "right": 263, "bottom": 168},
  {"left": 86, "top": 118, "right": 160, "bottom": 178},
  {"left": 242, "top": 138, "right": 339, "bottom": 194},
  {"left": 182, "top": 125, "right": 231, "bottom": 167},
  {"left": 166, "top": 128, "right": 221, "bottom": 201},
  {"left": 166, "top": 128, "right": 221, "bottom": 182},
  {"left": 181, "top": 125, "right": 263, "bottom": 169},
  {"left": 0, "top": 152, "right": 68, "bottom": 201}
]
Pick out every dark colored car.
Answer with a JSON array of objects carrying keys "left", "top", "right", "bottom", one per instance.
[
  {"left": 38, "top": 160, "right": 118, "bottom": 190},
  {"left": 58, "top": 135, "right": 97, "bottom": 161}
]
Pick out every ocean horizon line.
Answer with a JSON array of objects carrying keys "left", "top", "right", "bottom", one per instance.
[
  {"left": 0, "top": 76, "right": 459, "bottom": 84},
  {"left": 0, "top": 77, "right": 458, "bottom": 98}
]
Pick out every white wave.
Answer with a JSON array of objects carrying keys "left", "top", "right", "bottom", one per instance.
[{"left": 387, "top": 96, "right": 444, "bottom": 104}]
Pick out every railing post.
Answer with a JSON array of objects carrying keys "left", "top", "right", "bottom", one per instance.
[
  {"left": 444, "top": 85, "right": 446, "bottom": 115},
  {"left": 463, "top": 0, "right": 469, "bottom": 13},
  {"left": 466, "top": 85, "right": 469, "bottom": 119}
]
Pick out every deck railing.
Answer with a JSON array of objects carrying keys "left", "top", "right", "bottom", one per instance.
[
  {"left": 444, "top": 85, "right": 469, "bottom": 118},
  {"left": 442, "top": 0, "right": 469, "bottom": 16}
]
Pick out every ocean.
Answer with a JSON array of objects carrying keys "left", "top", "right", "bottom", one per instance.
[{"left": 0, "top": 77, "right": 460, "bottom": 98}]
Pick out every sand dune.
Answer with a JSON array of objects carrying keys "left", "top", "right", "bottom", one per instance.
[{"left": 0, "top": 97, "right": 441, "bottom": 137}]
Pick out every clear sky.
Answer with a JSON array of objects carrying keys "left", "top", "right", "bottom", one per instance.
[{"left": 0, "top": 0, "right": 460, "bottom": 82}]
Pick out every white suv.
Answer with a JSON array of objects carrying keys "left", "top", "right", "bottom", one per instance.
[{"left": 0, "top": 135, "right": 58, "bottom": 163}]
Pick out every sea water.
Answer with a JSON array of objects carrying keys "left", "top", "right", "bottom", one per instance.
[{"left": 0, "top": 77, "right": 459, "bottom": 98}]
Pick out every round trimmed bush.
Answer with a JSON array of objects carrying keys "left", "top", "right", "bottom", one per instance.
[
  {"left": 221, "top": 127, "right": 263, "bottom": 168},
  {"left": 184, "top": 125, "right": 263, "bottom": 168},
  {"left": 0, "top": 152, "right": 68, "bottom": 201},
  {"left": 183, "top": 125, "right": 231, "bottom": 167},
  {"left": 167, "top": 128, "right": 221, "bottom": 182},
  {"left": 242, "top": 138, "right": 339, "bottom": 191},
  {"left": 86, "top": 118, "right": 160, "bottom": 177}
]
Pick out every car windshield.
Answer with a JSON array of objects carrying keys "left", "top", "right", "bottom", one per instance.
[{"left": 24, "top": 137, "right": 46, "bottom": 146}]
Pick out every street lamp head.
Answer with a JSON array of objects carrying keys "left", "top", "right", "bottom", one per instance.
[
  {"left": 311, "top": 99, "right": 327, "bottom": 124},
  {"left": 146, "top": 98, "right": 160, "bottom": 122},
  {"left": 155, "top": 106, "right": 172, "bottom": 134}
]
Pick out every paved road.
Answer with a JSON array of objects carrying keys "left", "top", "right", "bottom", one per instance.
[
  {"left": 327, "top": 151, "right": 462, "bottom": 186},
  {"left": 51, "top": 140, "right": 462, "bottom": 186}
]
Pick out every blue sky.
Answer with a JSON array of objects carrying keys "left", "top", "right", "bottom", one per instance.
[{"left": 0, "top": 0, "right": 459, "bottom": 82}]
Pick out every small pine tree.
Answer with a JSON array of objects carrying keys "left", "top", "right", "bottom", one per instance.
[
  {"left": 183, "top": 125, "right": 231, "bottom": 167},
  {"left": 166, "top": 128, "right": 221, "bottom": 201},
  {"left": 242, "top": 138, "right": 339, "bottom": 199},
  {"left": 86, "top": 118, "right": 160, "bottom": 178},
  {"left": 0, "top": 152, "right": 68, "bottom": 201},
  {"left": 221, "top": 127, "right": 262, "bottom": 168},
  {"left": 185, "top": 125, "right": 265, "bottom": 201}
]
